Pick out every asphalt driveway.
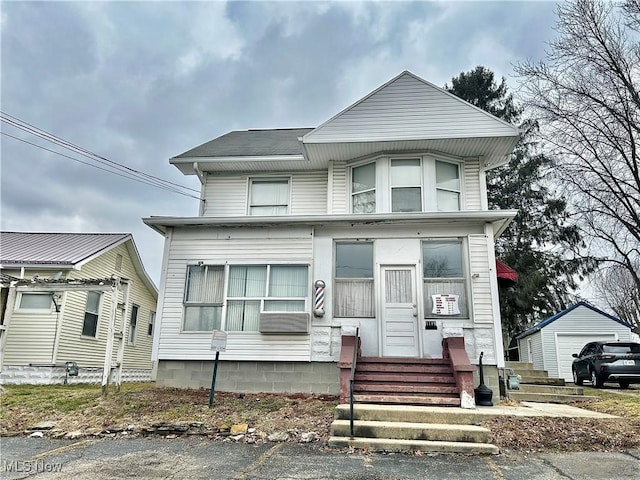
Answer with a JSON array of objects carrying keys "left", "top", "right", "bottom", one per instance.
[{"left": 1, "top": 437, "right": 639, "bottom": 480}]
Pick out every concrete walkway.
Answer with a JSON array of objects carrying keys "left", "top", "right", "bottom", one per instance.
[{"left": 1, "top": 437, "right": 638, "bottom": 479}]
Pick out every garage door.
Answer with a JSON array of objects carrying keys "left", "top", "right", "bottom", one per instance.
[{"left": 556, "top": 333, "right": 617, "bottom": 381}]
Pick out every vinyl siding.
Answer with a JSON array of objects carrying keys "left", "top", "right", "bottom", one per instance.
[
  {"left": 468, "top": 235, "right": 493, "bottom": 324},
  {"left": 540, "top": 306, "right": 633, "bottom": 379},
  {"left": 3, "top": 300, "right": 59, "bottom": 365},
  {"left": 305, "top": 73, "right": 517, "bottom": 143},
  {"left": 203, "top": 172, "right": 328, "bottom": 217},
  {"left": 529, "top": 332, "right": 544, "bottom": 371},
  {"left": 329, "top": 161, "right": 348, "bottom": 214},
  {"left": 463, "top": 158, "right": 482, "bottom": 210},
  {"left": 157, "top": 227, "right": 314, "bottom": 361}
]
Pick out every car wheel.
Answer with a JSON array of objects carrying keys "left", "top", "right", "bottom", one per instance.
[
  {"left": 590, "top": 369, "right": 603, "bottom": 388},
  {"left": 619, "top": 381, "right": 630, "bottom": 389},
  {"left": 572, "top": 368, "right": 583, "bottom": 386}
]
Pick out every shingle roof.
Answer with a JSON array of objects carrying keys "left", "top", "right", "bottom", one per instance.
[
  {"left": 173, "top": 128, "right": 313, "bottom": 158},
  {"left": 0, "top": 232, "right": 130, "bottom": 266},
  {"left": 516, "top": 301, "right": 633, "bottom": 340}
]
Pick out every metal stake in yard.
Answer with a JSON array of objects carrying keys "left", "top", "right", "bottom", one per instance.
[{"left": 209, "top": 330, "right": 227, "bottom": 408}]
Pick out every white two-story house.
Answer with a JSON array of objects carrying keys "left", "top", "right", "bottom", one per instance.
[{"left": 144, "top": 71, "right": 519, "bottom": 404}]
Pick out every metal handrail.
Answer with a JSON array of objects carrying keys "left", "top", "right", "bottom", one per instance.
[{"left": 349, "top": 327, "right": 359, "bottom": 439}]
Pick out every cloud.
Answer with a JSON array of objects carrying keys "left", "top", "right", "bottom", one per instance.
[{"left": 1, "top": 1, "right": 558, "bottom": 283}]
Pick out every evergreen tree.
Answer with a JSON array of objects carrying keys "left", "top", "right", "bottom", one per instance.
[{"left": 446, "top": 66, "right": 598, "bottom": 341}]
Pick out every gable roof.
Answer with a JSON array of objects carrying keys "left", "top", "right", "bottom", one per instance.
[
  {"left": 173, "top": 128, "right": 313, "bottom": 159},
  {"left": 303, "top": 71, "right": 519, "bottom": 144},
  {"left": 0, "top": 232, "right": 130, "bottom": 266},
  {"left": 516, "top": 302, "right": 633, "bottom": 340},
  {"left": 0, "top": 232, "right": 157, "bottom": 297}
]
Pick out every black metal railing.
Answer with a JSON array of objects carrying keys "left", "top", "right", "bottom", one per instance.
[{"left": 349, "top": 327, "right": 359, "bottom": 439}]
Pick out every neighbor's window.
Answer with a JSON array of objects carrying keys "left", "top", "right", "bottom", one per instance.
[
  {"left": 249, "top": 178, "right": 289, "bottom": 215},
  {"left": 183, "top": 265, "right": 224, "bottom": 332},
  {"left": 82, "top": 291, "right": 101, "bottom": 337},
  {"left": 391, "top": 159, "right": 422, "bottom": 212},
  {"left": 334, "top": 242, "right": 375, "bottom": 317},
  {"left": 422, "top": 240, "right": 468, "bottom": 318},
  {"left": 226, "top": 265, "right": 308, "bottom": 331},
  {"left": 148, "top": 311, "right": 155, "bottom": 336},
  {"left": 435, "top": 161, "right": 461, "bottom": 211},
  {"left": 128, "top": 305, "right": 139, "bottom": 345},
  {"left": 351, "top": 163, "right": 376, "bottom": 213},
  {"left": 18, "top": 293, "right": 52, "bottom": 311}
]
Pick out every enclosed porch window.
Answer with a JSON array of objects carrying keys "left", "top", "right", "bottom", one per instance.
[
  {"left": 422, "top": 240, "right": 468, "bottom": 318},
  {"left": 334, "top": 242, "right": 375, "bottom": 317}
]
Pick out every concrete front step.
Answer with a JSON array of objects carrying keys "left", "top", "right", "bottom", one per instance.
[
  {"left": 506, "top": 361, "right": 533, "bottom": 369},
  {"left": 519, "top": 376, "right": 566, "bottom": 386},
  {"left": 515, "top": 384, "right": 584, "bottom": 395},
  {"left": 335, "top": 404, "right": 485, "bottom": 425},
  {"left": 354, "top": 394, "right": 460, "bottom": 406},
  {"left": 508, "top": 392, "right": 599, "bottom": 404},
  {"left": 513, "top": 369, "right": 550, "bottom": 377},
  {"left": 331, "top": 419, "right": 492, "bottom": 444},
  {"left": 328, "top": 436, "right": 499, "bottom": 454}
]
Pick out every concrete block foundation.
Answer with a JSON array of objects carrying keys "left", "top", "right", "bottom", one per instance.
[{"left": 156, "top": 360, "right": 340, "bottom": 395}]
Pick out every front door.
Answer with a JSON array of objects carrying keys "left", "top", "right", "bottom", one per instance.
[{"left": 381, "top": 266, "right": 420, "bottom": 357}]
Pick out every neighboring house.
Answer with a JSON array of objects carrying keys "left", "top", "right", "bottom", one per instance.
[
  {"left": 516, "top": 302, "right": 636, "bottom": 382},
  {"left": 144, "top": 71, "right": 520, "bottom": 402},
  {"left": 0, "top": 232, "right": 158, "bottom": 385}
]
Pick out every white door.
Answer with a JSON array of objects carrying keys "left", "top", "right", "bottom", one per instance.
[
  {"left": 556, "top": 333, "right": 617, "bottom": 381},
  {"left": 381, "top": 266, "right": 420, "bottom": 357}
]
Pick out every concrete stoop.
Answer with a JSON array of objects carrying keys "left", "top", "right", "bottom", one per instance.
[
  {"left": 505, "top": 362, "right": 596, "bottom": 403},
  {"left": 328, "top": 404, "right": 499, "bottom": 454}
]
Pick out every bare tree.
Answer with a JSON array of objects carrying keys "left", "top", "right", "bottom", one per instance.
[
  {"left": 516, "top": 0, "right": 640, "bottom": 312},
  {"left": 594, "top": 260, "right": 640, "bottom": 332}
]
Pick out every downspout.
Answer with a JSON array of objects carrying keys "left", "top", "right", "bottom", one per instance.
[{"left": 193, "top": 162, "right": 207, "bottom": 216}]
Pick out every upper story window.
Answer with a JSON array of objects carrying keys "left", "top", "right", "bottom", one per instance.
[
  {"left": 249, "top": 178, "right": 289, "bottom": 216},
  {"left": 436, "top": 161, "right": 461, "bottom": 211},
  {"left": 349, "top": 156, "right": 463, "bottom": 214},
  {"left": 352, "top": 163, "right": 376, "bottom": 213},
  {"left": 391, "top": 159, "right": 422, "bottom": 212}
]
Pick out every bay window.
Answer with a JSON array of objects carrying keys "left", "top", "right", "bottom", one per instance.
[
  {"left": 334, "top": 242, "right": 375, "bottom": 317},
  {"left": 422, "top": 240, "right": 468, "bottom": 318},
  {"left": 435, "top": 161, "right": 461, "bottom": 211},
  {"left": 352, "top": 163, "right": 376, "bottom": 213},
  {"left": 391, "top": 159, "right": 422, "bottom": 212}
]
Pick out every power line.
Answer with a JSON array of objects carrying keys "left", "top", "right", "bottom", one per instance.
[
  {"left": 1, "top": 131, "right": 201, "bottom": 200},
  {"left": 0, "top": 111, "right": 201, "bottom": 197}
]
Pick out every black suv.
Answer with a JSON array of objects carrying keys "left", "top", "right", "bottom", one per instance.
[{"left": 572, "top": 341, "right": 640, "bottom": 388}]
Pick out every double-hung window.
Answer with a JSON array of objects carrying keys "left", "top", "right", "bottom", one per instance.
[
  {"left": 391, "top": 159, "right": 422, "bottom": 212},
  {"left": 227, "top": 265, "right": 308, "bottom": 331},
  {"left": 435, "top": 161, "right": 461, "bottom": 211},
  {"left": 249, "top": 178, "right": 289, "bottom": 216},
  {"left": 82, "top": 291, "right": 101, "bottom": 337},
  {"left": 183, "top": 265, "right": 224, "bottom": 331},
  {"left": 422, "top": 240, "right": 468, "bottom": 318},
  {"left": 351, "top": 163, "right": 376, "bottom": 213},
  {"left": 334, "top": 242, "right": 375, "bottom": 317},
  {"left": 128, "top": 305, "right": 139, "bottom": 345}
]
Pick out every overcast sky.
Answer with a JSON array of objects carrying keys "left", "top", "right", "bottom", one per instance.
[{"left": 1, "top": 1, "right": 559, "bottom": 285}]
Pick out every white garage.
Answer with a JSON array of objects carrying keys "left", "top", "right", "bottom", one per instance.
[{"left": 516, "top": 302, "right": 635, "bottom": 382}]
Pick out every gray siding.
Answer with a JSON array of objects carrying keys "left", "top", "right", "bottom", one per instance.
[
  {"left": 203, "top": 172, "right": 328, "bottom": 216},
  {"left": 157, "top": 227, "right": 314, "bottom": 361},
  {"left": 306, "top": 73, "right": 517, "bottom": 143}
]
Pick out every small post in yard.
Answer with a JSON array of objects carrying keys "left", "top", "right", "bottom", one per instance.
[{"left": 209, "top": 330, "right": 227, "bottom": 408}]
